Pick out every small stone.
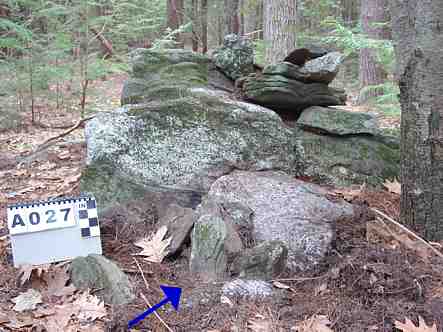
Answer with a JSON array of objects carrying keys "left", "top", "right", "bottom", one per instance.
[
  {"left": 158, "top": 204, "right": 196, "bottom": 256},
  {"left": 70, "top": 254, "right": 135, "bottom": 305},
  {"left": 190, "top": 210, "right": 227, "bottom": 280},
  {"left": 231, "top": 240, "right": 288, "bottom": 279},
  {"left": 222, "top": 279, "right": 273, "bottom": 299}
]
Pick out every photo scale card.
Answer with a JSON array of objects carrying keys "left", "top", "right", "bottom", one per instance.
[{"left": 7, "top": 195, "right": 102, "bottom": 267}]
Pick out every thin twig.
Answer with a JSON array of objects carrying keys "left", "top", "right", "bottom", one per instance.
[
  {"left": 372, "top": 208, "right": 443, "bottom": 259},
  {"left": 270, "top": 275, "right": 326, "bottom": 283},
  {"left": 16, "top": 116, "right": 94, "bottom": 166},
  {"left": 133, "top": 257, "right": 174, "bottom": 332}
]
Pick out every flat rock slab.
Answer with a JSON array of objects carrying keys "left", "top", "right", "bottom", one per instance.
[
  {"left": 207, "top": 171, "right": 354, "bottom": 271},
  {"left": 70, "top": 254, "right": 135, "bottom": 305},
  {"left": 297, "top": 106, "right": 380, "bottom": 136}
]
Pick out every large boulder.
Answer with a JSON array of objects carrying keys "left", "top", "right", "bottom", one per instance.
[
  {"left": 207, "top": 171, "right": 354, "bottom": 271},
  {"left": 82, "top": 48, "right": 304, "bottom": 212},
  {"left": 297, "top": 106, "right": 400, "bottom": 186},
  {"left": 212, "top": 34, "right": 255, "bottom": 81}
]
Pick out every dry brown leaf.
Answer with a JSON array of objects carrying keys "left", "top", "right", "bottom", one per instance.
[
  {"left": 247, "top": 318, "right": 272, "bottom": 332},
  {"left": 294, "top": 315, "right": 333, "bottom": 332},
  {"left": 384, "top": 179, "right": 401, "bottom": 195},
  {"left": 134, "top": 226, "right": 172, "bottom": 263},
  {"left": 18, "top": 263, "right": 51, "bottom": 286},
  {"left": 395, "top": 316, "right": 437, "bottom": 332},
  {"left": 331, "top": 184, "right": 365, "bottom": 201},
  {"left": 12, "top": 289, "right": 43, "bottom": 312},
  {"left": 57, "top": 151, "right": 71, "bottom": 160},
  {"left": 73, "top": 292, "right": 107, "bottom": 323},
  {"left": 273, "top": 281, "right": 296, "bottom": 293},
  {"left": 43, "top": 265, "right": 76, "bottom": 298},
  {"left": 0, "top": 312, "right": 10, "bottom": 324},
  {"left": 43, "top": 304, "right": 75, "bottom": 332}
]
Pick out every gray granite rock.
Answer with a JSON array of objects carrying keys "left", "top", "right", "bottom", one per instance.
[
  {"left": 190, "top": 203, "right": 228, "bottom": 280},
  {"left": 222, "top": 279, "right": 273, "bottom": 299},
  {"left": 231, "top": 240, "right": 288, "bottom": 279},
  {"left": 297, "top": 106, "right": 380, "bottom": 136},
  {"left": 207, "top": 171, "right": 354, "bottom": 271},
  {"left": 158, "top": 204, "right": 196, "bottom": 256},
  {"left": 212, "top": 34, "right": 255, "bottom": 80},
  {"left": 70, "top": 254, "right": 135, "bottom": 305},
  {"left": 300, "top": 52, "right": 345, "bottom": 84},
  {"left": 82, "top": 49, "right": 304, "bottom": 212}
]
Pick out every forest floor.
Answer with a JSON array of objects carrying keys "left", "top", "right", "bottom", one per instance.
[{"left": 1, "top": 74, "right": 442, "bottom": 332}]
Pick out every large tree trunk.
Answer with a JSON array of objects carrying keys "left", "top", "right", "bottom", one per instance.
[
  {"left": 242, "top": 0, "right": 260, "bottom": 40},
  {"left": 191, "top": 0, "right": 199, "bottom": 52},
  {"left": 390, "top": 0, "right": 443, "bottom": 240},
  {"left": 263, "top": 0, "right": 297, "bottom": 65},
  {"left": 201, "top": 0, "right": 208, "bottom": 53},
  {"left": 357, "top": 0, "right": 388, "bottom": 104},
  {"left": 167, "top": 0, "right": 184, "bottom": 47},
  {"left": 225, "top": 0, "right": 240, "bottom": 35}
]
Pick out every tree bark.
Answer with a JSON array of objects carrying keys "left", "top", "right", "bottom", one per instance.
[
  {"left": 225, "top": 0, "right": 240, "bottom": 35},
  {"left": 167, "top": 0, "right": 184, "bottom": 47},
  {"left": 357, "top": 0, "right": 388, "bottom": 104},
  {"left": 390, "top": 0, "right": 443, "bottom": 240},
  {"left": 263, "top": 0, "right": 297, "bottom": 65},
  {"left": 201, "top": 0, "right": 208, "bottom": 53},
  {"left": 192, "top": 0, "right": 199, "bottom": 51}
]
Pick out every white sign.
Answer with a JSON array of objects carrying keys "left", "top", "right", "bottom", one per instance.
[{"left": 7, "top": 195, "right": 102, "bottom": 267}]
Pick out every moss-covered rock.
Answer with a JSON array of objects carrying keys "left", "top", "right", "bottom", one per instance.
[
  {"left": 212, "top": 34, "right": 255, "bottom": 81},
  {"left": 70, "top": 254, "right": 135, "bottom": 305},
  {"left": 83, "top": 48, "right": 304, "bottom": 212}
]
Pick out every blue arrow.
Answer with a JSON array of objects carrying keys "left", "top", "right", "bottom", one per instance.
[{"left": 128, "top": 285, "right": 182, "bottom": 329}]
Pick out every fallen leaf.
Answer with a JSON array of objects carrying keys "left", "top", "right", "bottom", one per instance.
[
  {"left": 395, "top": 316, "right": 437, "bottom": 332},
  {"left": 73, "top": 292, "right": 107, "bottom": 323},
  {"left": 331, "top": 184, "right": 365, "bottom": 201},
  {"left": 18, "top": 263, "right": 50, "bottom": 286},
  {"left": 43, "top": 304, "right": 75, "bottom": 332},
  {"left": 294, "top": 315, "right": 333, "bottom": 332},
  {"left": 384, "top": 179, "right": 401, "bottom": 195},
  {"left": 220, "top": 295, "right": 233, "bottom": 307},
  {"left": 314, "top": 283, "right": 328, "bottom": 296},
  {"left": 12, "top": 289, "right": 43, "bottom": 312},
  {"left": 134, "top": 226, "right": 172, "bottom": 263},
  {"left": 0, "top": 312, "right": 10, "bottom": 324},
  {"left": 43, "top": 265, "right": 76, "bottom": 298},
  {"left": 247, "top": 318, "right": 272, "bottom": 332},
  {"left": 57, "top": 151, "right": 71, "bottom": 160},
  {"left": 273, "top": 281, "right": 296, "bottom": 293}
]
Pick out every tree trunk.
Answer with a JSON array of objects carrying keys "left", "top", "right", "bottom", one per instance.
[
  {"left": 201, "top": 0, "right": 208, "bottom": 53},
  {"left": 357, "top": 0, "right": 388, "bottom": 104},
  {"left": 243, "top": 0, "right": 260, "bottom": 39},
  {"left": 263, "top": 0, "right": 297, "bottom": 65},
  {"left": 167, "top": 0, "right": 184, "bottom": 47},
  {"left": 192, "top": 0, "right": 199, "bottom": 51},
  {"left": 225, "top": 0, "right": 240, "bottom": 35},
  {"left": 390, "top": 0, "right": 443, "bottom": 240}
]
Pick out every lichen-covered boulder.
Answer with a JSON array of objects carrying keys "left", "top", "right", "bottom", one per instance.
[
  {"left": 82, "top": 48, "right": 304, "bottom": 213},
  {"left": 70, "top": 254, "right": 135, "bottom": 305},
  {"left": 212, "top": 34, "right": 254, "bottom": 81},
  {"left": 300, "top": 52, "right": 345, "bottom": 84},
  {"left": 222, "top": 279, "right": 274, "bottom": 299},
  {"left": 297, "top": 106, "right": 400, "bottom": 186},
  {"left": 231, "top": 240, "right": 288, "bottom": 279},
  {"left": 207, "top": 171, "right": 354, "bottom": 271}
]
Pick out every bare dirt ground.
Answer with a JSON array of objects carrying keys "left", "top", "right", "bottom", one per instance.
[{"left": 0, "top": 75, "right": 441, "bottom": 332}]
